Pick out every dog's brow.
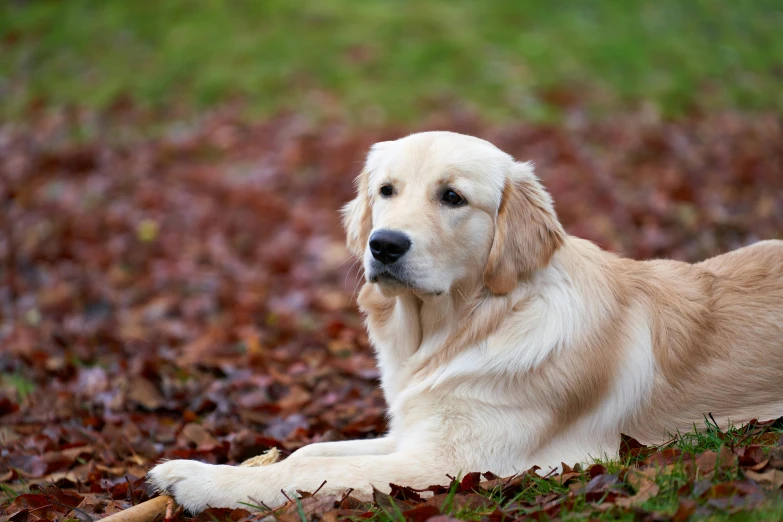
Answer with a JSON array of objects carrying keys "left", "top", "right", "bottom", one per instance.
[
  {"left": 438, "top": 171, "right": 457, "bottom": 185},
  {"left": 370, "top": 169, "right": 400, "bottom": 184}
]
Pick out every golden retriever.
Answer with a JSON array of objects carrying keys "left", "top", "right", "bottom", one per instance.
[{"left": 149, "top": 131, "right": 783, "bottom": 512}]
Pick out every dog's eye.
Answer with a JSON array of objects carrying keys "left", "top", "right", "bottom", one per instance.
[
  {"left": 380, "top": 184, "right": 394, "bottom": 198},
  {"left": 442, "top": 189, "right": 465, "bottom": 207}
]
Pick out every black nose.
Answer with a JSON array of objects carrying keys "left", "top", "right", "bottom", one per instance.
[{"left": 369, "top": 230, "right": 411, "bottom": 265}]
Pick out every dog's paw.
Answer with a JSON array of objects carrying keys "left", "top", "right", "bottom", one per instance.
[{"left": 147, "top": 460, "right": 230, "bottom": 513}]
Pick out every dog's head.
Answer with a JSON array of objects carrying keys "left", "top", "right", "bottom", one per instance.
[{"left": 343, "top": 131, "right": 565, "bottom": 297}]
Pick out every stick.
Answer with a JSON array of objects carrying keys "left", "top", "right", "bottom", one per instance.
[
  {"left": 101, "top": 495, "right": 173, "bottom": 522},
  {"left": 239, "top": 447, "right": 280, "bottom": 467}
]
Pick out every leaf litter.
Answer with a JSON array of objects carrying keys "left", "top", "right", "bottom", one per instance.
[{"left": 1, "top": 110, "right": 782, "bottom": 520}]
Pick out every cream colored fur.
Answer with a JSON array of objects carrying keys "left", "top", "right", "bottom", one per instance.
[{"left": 148, "top": 131, "right": 783, "bottom": 512}]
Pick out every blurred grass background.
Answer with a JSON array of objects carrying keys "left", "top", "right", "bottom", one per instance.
[{"left": 1, "top": 0, "right": 782, "bottom": 125}]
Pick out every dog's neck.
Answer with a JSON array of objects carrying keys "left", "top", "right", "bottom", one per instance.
[
  {"left": 417, "top": 290, "right": 465, "bottom": 345},
  {"left": 359, "top": 273, "right": 517, "bottom": 402},
  {"left": 359, "top": 238, "right": 606, "bottom": 404}
]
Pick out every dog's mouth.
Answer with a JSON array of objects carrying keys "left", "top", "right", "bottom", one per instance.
[
  {"left": 369, "top": 270, "right": 409, "bottom": 286},
  {"left": 367, "top": 262, "right": 418, "bottom": 288},
  {"left": 368, "top": 269, "right": 443, "bottom": 296}
]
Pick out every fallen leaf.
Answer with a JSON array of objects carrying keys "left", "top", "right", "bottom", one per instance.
[
  {"left": 389, "top": 483, "right": 424, "bottom": 502},
  {"left": 744, "top": 469, "right": 783, "bottom": 489},
  {"left": 619, "top": 433, "right": 653, "bottom": 460},
  {"left": 127, "top": 377, "right": 164, "bottom": 410},
  {"left": 616, "top": 472, "right": 660, "bottom": 507},
  {"left": 403, "top": 504, "right": 441, "bottom": 522},
  {"left": 179, "top": 423, "right": 220, "bottom": 450},
  {"left": 695, "top": 450, "right": 717, "bottom": 474}
]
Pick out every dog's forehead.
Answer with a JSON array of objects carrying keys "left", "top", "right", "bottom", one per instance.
[{"left": 368, "top": 132, "right": 511, "bottom": 189}]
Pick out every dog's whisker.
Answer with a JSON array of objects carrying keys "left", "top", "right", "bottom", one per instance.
[
  {"left": 343, "top": 256, "right": 361, "bottom": 293},
  {"left": 348, "top": 265, "right": 365, "bottom": 308}
]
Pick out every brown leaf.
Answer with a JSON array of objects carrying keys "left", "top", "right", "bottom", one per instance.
[
  {"left": 374, "top": 487, "right": 411, "bottom": 513},
  {"left": 615, "top": 471, "right": 660, "bottom": 507},
  {"left": 736, "top": 444, "right": 765, "bottom": 469},
  {"left": 459, "top": 471, "right": 482, "bottom": 492},
  {"left": 277, "top": 385, "right": 312, "bottom": 411},
  {"left": 672, "top": 498, "right": 697, "bottom": 522},
  {"left": 695, "top": 450, "right": 717, "bottom": 474},
  {"left": 326, "top": 508, "right": 376, "bottom": 521},
  {"left": 700, "top": 481, "right": 749, "bottom": 499},
  {"left": 555, "top": 470, "right": 583, "bottom": 485},
  {"left": 447, "top": 493, "right": 496, "bottom": 511},
  {"left": 744, "top": 469, "right": 783, "bottom": 489},
  {"left": 179, "top": 423, "right": 220, "bottom": 450},
  {"left": 389, "top": 483, "right": 424, "bottom": 503},
  {"left": 402, "top": 504, "right": 441, "bottom": 522},
  {"left": 6, "top": 493, "right": 59, "bottom": 520},
  {"left": 588, "top": 463, "right": 607, "bottom": 478},
  {"left": 40, "top": 486, "right": 84, "bottom": 510},
  {"left": 191, "top": 508, "right": 251, "bottom": 522},
  {"left": 643, "top": 448, "right": 690, "bottom": 468},
  {"left": 750, "top": 432, "right": 781, "bottom": 446},
  {"left": 716, "top": 444, "right": 738, "bottom": 473},
  {"left": 425, "top": 516, "right": 462, "bottom": 522},
  {"left": 619, "top": 433, "right": 652, "bottom": 460},
  {"left": 0, "top": 396, "right": 20, "bottom": 416},
  {"left": 624, "top": 468, "right": 657, "bottom": 492},
  {"left": 768, "top": 446, "right": 783, "bottom": 469},
  {"left": 127, "top": 377, "right": 164, "bottom": 410},
  {"left": 274, "top": 495, "right": 337, "bottom": 520},
  {"left": 579, "top": 473, "right": 621, "bottom": 503}
]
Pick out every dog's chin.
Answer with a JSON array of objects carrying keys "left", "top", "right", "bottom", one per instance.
[{"left": 368, "top": 271, "right": 443, "bottom": 297}]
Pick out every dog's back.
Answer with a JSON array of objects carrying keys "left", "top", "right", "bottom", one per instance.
[{"left": 626, "top": 240, "right": 783, "bottom": 441}]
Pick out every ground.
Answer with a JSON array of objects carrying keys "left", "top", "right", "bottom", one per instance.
[{"left": 2, "top": 111, "right": 782, "bottom": 521}]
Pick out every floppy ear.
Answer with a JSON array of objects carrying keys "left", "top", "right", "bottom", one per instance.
[
  {"left": 342, "top": 141, "right": 391, "bottom": 257},
  {"left": 484, "top": 162, "right": 565, "bottom": 295},
  {"left": 341, "top": 169, "right": 372, "bottom": 257}
]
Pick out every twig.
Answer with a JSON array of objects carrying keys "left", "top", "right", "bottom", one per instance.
[
  {"left": 337, "top": 488, "right": 354, "bottom": 508},
  {"left": 245, "top": 496, "right": 283, "bottom": 515},
  {"left": 44, "top": 497, "right": 92, "bottom": 521},
  {"left": 280, "top": 489, "right": 293, "bottom": 503},
  {"left": 100, "top": 494, "right": 172, "bottom": 522},
  {"left": 125, "top": 475, "right": 136, "bottom": 505},
  {"left": 311, "top": 480, "right": 327, "bottom": 497},
  {"left": 503, "top": 473, "right": 521, "bottom": 485},
  {"left": 27, "top": 504, "right": 54, "bottom": 515}
]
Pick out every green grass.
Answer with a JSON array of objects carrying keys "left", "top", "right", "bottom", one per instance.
[
  {"left": 2, "top": 0, "right": 782, "bottom": 127},
  {"left": 0, "top": 483, "right": 19, "bottom": 503},
  {"left": 338, "top": 419, "right": 783, "bottom": 521},
  {"left": 667, "top": 418, "right": 778, "bottom": 454},
  {"left": 0, "top": 372, "right": 36, "bottom": 400}
]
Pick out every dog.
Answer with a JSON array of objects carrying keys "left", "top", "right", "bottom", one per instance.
[{"left": 148, "top": 131, "right": 783, "bottom": 512}]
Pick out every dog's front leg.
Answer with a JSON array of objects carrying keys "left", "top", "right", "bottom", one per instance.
[
  {"left": 287, "top": 435, "right": 396, "bottom": 459},
  {"left": 148, "top": 449, "right": 451, "bottom": 513}
]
